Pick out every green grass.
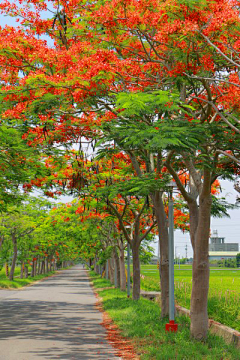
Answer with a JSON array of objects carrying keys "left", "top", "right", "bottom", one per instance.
[
  {"left": 90, "top": 275, "right": 115, "bottom": 289},
  {"left": 0, "top": 267, "right": 56, "bottom": 289},
  {"left": 138, "top": 265, "right": 240, "bottom": 331},
  {"left": 90, "top": 271, "right": 240, "bottom": 360}
]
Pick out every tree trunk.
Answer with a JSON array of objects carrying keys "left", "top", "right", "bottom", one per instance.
[
  {"left": 34, "top": 259, "right": 37, "bottom": 276},
  {"left": 109, "top": 257, "right": 114, "bottom": 284},
  {"left": 113, "top": 248, "right": 121, "bottom": 288},
  {"left": 49, "top": 259, "right": 52, "bottom": 272},
  {"left": 9, "top": 237, "right": 17, "bottom": 281},
  {"left": 31, "top": 262, "right": 34, "bottom": 277},
  {"left": 35, "top": 259, "right": 38, "bottom": 275},
  {"left": 152, "top": 191, "right": 169, "bottom": 317},
  {"left": 188, "top": 201, "right": 199, "bottom": 249},
  {"left": 24, "top": 265, "right": 28, "bottom": 278},
  {"left": 105, "top": 259, "right": 109, "bottom": 279},
  {"left": 45, "top": 259, "right": 49, "bottom": 272},
  {"left": 96, "top": 261, "right": 100, "bottom": 275},
  {"left": 102, "top": 263, "right": 105, "bottom": 277},
  {"left": 40, "top": 260, "right": 44, "bottom": 274},
  {"left": 20, "top": 262, "right": 24, "bottom": 279},
  {"left": 37, "top": 257, "right": 41, "bottom": 275},
  {"left": 5, "top": 263, "right": 9, "bottom": 277},
  {"left": 190, "top": 192, "right": 212, "bottom": 339},
  {"left": 94, "top": 257, "right": 97, "bottom": 273},
  {"left": 132, "top": 241, "right": 141, "bottom": 300},
  {"left": 119, "top": 246, "right": 126, "bottom": 291}
]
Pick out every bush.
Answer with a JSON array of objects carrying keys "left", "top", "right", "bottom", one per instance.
[
  {"left": 224, "top": 258, "right": 237, "bottom": 268},
  {"left": 236, "top": 253, "right": 240, "bottom": 267}
]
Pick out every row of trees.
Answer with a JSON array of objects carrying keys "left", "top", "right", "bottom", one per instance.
[
  {"left": 0, "top": 198, "right": 83, "bottom": 280},
  {"left": 216, "top": 254, "right": 240, "bottom": 268},
  {"left": 0, "top": 0, "right": 240, "bottom": 339}
]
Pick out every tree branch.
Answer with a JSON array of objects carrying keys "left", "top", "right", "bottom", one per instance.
[
  {"left": 128, "top": 151, "right": 142, "bottom": 177},
  {"left": 193, "top": 97, "right": 240, "bottom": 134},
  {"left": 139, "top": 221, "right": 157, "bottom": 243},
  {"left": 216, "top": 150, "right": 240, "bottom": 165},
  {"left": 198, "top": 31, "right": 240, "bottom": 69},
  {"left": 165, "top": 153, "right": 194, "bottom": 203},
  {"left": 182, "top": 153, "right": 202, "bottom": 193},
  {"left": 108, "top": 202, "right": 131, "bottom": 243}
]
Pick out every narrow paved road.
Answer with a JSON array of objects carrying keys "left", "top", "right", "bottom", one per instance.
[{"left": 0, "top": 266, "right": 120, "bottom": 360}]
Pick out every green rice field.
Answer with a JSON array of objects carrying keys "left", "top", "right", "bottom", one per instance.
[{"left": 138, "top": 265, "right": 240, "bottom": 331}]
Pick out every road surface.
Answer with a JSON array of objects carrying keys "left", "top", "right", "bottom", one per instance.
[{"left": 0, "top": 266, "right": 120, "bottom": 360}]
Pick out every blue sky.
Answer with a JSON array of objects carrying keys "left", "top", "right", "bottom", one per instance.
[{"left": 174, "top": 180, "right": 240, "bottom": 258}]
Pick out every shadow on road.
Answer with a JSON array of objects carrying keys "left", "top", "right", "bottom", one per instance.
[{"left": 0, "top": 268, "right": 118, "bottom": 360}]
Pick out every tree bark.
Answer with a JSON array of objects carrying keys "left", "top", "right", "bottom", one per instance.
[
  {"left": 24, "top": 265, "right": 28, "bottom": 278},
  {"left": 167, "top": 157, "right": 213, "bottom": 339},
  {"left": 94, "top": 257, "right": 97, "bottom": 273},
  {"left": 37, "top": 257, "right": 41, "bottom": 275},
  {"left": 41, "top": 260, "right": 45, "bottom": 274},
  {"left": 105, "top": 259, "right": 109, "bottom": 279},
  {"left": 45, "top": 259, "right": 49, "bottom": 273},
  {"left": 188, "top": 200, "right": 199, "bottom": 249},
  {"left": 113, "top": 248, "right": 121, "bottom": 288},
  {"left": 49, "top": 259, "right": 52, "bottom": 272},
  {"left": 119, "top": 246, "right": 126, "bottom": 291},
  {"left": 152, "top": 191, "right": 169, "bottom": 317},
  {"left": 9, "top": 237, "right": 17, "bottom": 281},
  {"left": 5, "top": 263, "right": 9, "bottom": 277},
  {"left": 109, "top": 257, "right": 114, "bottom": 284},
  {"left": 31, "top": 262, "right": 34, "bottom": 277},
  {"left": 20, "top": 262, "right": 24, "bottom": 279},
  {"left": 96, "top": 260, "right": 100, "bottom": 275},
  {"left": 132, "top": 241, "right": 141, "bottom": 300},
  {"left": 34, "top": 259, "right": 37, "bottom": 276},
  {"left": 190, "top": 192, "right": 212, "bottom": 339}
]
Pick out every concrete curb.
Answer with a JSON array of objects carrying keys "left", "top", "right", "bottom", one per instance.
[
  {"left": 176, "top": 304, "right": 240, "bottom": 349},
  {"left": 209, "top": 319, "right": 240, "bottom": 349},
  {"left": 141, "top": 291, "right": 240, "bottom": 348},
  {"left": 88, "top": 276, "right": 240, "bottom": 349}
]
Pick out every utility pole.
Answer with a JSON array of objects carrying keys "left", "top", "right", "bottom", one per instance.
[
  {"left": 185, "top": 244, "right": 188, "bottom": 259},
  {"left": 166, "top": 185, "right": 178, "bottom": 332}
]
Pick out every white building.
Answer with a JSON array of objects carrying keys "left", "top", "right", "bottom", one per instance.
[{"left": 209, "top": 230, "right": 239, "bottom": 261}]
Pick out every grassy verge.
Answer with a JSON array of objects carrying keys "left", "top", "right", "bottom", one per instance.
[
  {"left": 138, "top": 265, "right": 240, "bottom": 331},
  {"left": 90, "top": 271, "right": 240, "bottom": 360},
  {"left": 0, "top": 267, "right": 57, "bottom": 289}
]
